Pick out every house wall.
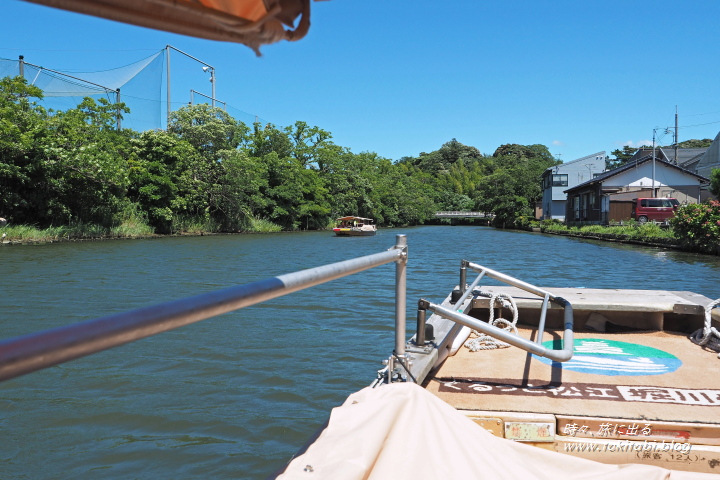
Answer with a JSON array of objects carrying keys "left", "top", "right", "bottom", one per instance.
[
  {"left": 565, "top": 160, "right": 708, "bottom": 225},
  {"left": 603, "top": 162, "right": 705, "bottom": 205},
  {"left": 602, "top": 162, "right": 698, "bottom": 188},
  {"left": 696, "top": 131, "right": 720, "bottom": 179},
  {"left": 541, "top": 152, "right": 605, "bottom": 220},
  {"left": 602, "top": 186, "right": 701, "bottom": 205},
  {"left": 565, "top": 183, "right": 603, "bottom": 223}
]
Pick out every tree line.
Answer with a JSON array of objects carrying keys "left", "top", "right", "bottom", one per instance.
[{"left": 1, "top": 76, "right": 560, "bottom": 234}]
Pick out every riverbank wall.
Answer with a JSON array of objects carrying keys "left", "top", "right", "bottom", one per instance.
[{"left": 538, "top": 229, "right": 720, "bottom": 256}]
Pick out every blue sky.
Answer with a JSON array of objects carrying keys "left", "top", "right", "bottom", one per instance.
[{"left": 2, "top": 0, "right": 720, "bottom": 163}]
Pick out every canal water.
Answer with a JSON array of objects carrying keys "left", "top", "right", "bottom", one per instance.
[{"left": 1, "top": 226, "right": 719, "bottom": 479}]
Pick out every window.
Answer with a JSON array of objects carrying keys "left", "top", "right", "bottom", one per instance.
[
  {"left": 574, "top": 196, "right": 580, "bottom": 219},
  {"left": 641, "top": 199, "right": 673, "bottom": 208},
  {"left": 552, "top": 174, "right": 568, "bottom": 187}
]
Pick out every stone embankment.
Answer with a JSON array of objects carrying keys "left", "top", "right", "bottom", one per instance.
[
  {"left": 542, "top": 229, "right": 683, "bottom": 249},
  {"left": 541, "top": 229, "right": 720, "bottom": 256}
]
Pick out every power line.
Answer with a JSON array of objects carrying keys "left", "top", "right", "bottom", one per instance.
[
  {"left": 681, "top": 110, "right": 720, "bottom": 117},
  {"left": 679, "top": 119, "right": 720, "bottom": 129}
]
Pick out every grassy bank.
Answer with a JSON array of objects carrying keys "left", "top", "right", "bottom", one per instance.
[
  {"left": 0, "top": 216, "right": 291, "bottom": 244},
  {"left": 0, "top": 221, "right": 156, "bottom": 244},
  {"left": 540, "top": 221, "right": 681, "bottom": 248}
]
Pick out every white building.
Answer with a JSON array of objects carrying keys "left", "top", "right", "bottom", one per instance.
[
  {"left": 540, "top": 152, "right": 606, "bottom": 220},
  {"left": 564, "top": 157, "right": 709, "bottom": 224}
]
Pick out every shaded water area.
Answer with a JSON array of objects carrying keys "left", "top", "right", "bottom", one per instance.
[{"left": 1, "top": 226, "right": 719, "bottom": 479}]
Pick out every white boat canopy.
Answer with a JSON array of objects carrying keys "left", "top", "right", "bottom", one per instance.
[{"left": 276, "top": 383, "right": 712, "bottom": 479}]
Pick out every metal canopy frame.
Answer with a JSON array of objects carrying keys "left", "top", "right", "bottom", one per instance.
[{"left": 418, "top": 261, "right": 575, "bottom": 363}]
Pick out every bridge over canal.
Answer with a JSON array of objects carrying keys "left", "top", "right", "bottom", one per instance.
[
  {"left": 434, "top": 211, "right": 494, "bottom": 219},
  {"left": 433, "top": 211, "right": 495, "bottom": 225}
]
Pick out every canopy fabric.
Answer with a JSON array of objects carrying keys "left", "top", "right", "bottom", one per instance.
[
  {"left": 276, "top": 382, "right": 713, "bottom": 480},
  {"left": 24, "top": 0, "right": 312, "bottom": 54}
]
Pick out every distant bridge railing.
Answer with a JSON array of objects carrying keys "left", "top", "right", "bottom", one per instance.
[{"left": 434, "top": 211, "right": 494, "bottom": 219}]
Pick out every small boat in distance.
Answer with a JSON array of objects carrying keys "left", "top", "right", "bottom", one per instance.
[{"left": 333, "top": 216, "right": 377, "bottom": 237}]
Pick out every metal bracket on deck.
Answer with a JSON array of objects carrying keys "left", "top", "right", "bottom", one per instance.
[
  {"left": 378, "top": 352, "right": 416, "bottom": 384},
  {"left": 421, "top": 262, "right": 575, "bottom": 363}
]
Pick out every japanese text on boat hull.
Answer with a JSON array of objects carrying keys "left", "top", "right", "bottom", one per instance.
[{"left": 438, "top": 378, "right": 720, "bottom": 406}]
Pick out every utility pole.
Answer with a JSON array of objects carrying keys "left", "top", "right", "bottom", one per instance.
[
  {"left": 674, "top": 106, "right": 679, "bottom": 165},
  {"left": 116, "top": 89, "right": 121, "bottom": 131},
  {"left": 166, "top": 45, "right": 171, "bottom": 129},
  {"left": 165, "top": 45, "right": 217, "bottom": 129},
  {"left": 652, "top": 128, "right": 657, "bottom": 197},
  {"left": 202, "top": 66, "right": 216, "bottom": 109}
]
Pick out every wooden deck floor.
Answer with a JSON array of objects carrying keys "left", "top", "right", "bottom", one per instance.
[
  {"left": 426, "top": 328, "right": 720, "bottom": 424},
  {"left": 422, "top": 287, "right": 720, "bottom": 425}
]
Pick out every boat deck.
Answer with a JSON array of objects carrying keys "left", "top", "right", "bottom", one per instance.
[
  {"left": 420, "top": 286, "right": 720, "bottom": 432},
  {"left": 426, "top": 328, "right": 720, "bottom": 424}
]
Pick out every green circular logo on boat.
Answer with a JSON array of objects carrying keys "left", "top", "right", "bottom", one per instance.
[{"left": 535, "top": 338, "right": 681, "bottom": 376}]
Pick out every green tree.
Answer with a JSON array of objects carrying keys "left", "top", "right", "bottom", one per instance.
[
  {"left": 128, "top": 130, "right": 198, "bottom": 233},
  {"left": 284, "top": 121, "right": 333, "bottom": 169},
  {"left": 0, "top": 76, "right": 48, "bottom": 224},
  {"left": 211, "top": 148, "right": 274, "bottom": 230},
  {"left": 399, "top": 138, "right": 484, "bottom": 174},
  {"left": 167, "top": 104, "right": 251, "bottom": 227},
  {"left": 475, "top": 144, "right": 558, "bottom": 226},
  {"left": 670, "top": 200, "right": 720, "bottom": 252},
  {"left": 169, "top": 104, "right": 248, "bottom": 155},
  {"left": 322, "top": 150, "right": 382, "bottom": 222},
  {"left": 375, "top": 166, "right": 436, "bottom": 226},
  {"left": 710, "top": 168, "right": 720, "bottom": 198},
  {"left": 678, "top": 139, "right": 713, "bottom": 149},
  {"left": 257, "top": 152, "right": 312, "bottom": 230},
  {"left": 248, "top": 122, "right": 292, "bottom": 159},
  {"left": 40, "top": 97, "right": 132, "bottom": 226},
  {"left": 607, "top": 146, "right": 636, "bottom": 169}
]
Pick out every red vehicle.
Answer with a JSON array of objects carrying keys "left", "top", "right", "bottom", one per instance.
[{"left": 631, "top": 197, "right": 678, "bottom": 223}]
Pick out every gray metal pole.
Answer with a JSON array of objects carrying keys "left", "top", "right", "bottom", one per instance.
[
  {"left": 652, "top": 129, "right": 657, "bottom": 197},
  {"left": 675, "top": 106, "right": 679, "bottom": 165},
  {"left": 211, "top": 68, "right": 216, "bottom": 109},
  {"left": 21, "top": 60, "right": 113, "bottom": 92},
  {"left": 427, "top": 301, "right": 574, "bottom": 362},
  {"left": 394, "top": 234, "right": 408, "bottom": 358},
  {"left": 0, "top": 246, "right": 404, "bottom": 382},
  {"left": 415, "top": 304, "right": 426, "bottom": 346},
  {"left": 116, "top": 89, "right": 121, "bottom": 131},
  {"left": 166, "top": 45, "right": 171, "bottom": 129},
  {"left": 19, "top": 55, "right": 24, "bottom": 77},
  {"left": 459, "top": 260, "right": 467, "bottom": 295}
]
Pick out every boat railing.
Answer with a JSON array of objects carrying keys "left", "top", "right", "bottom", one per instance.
[
  {"left": 0, "top": 235, "right": 409, "bottom": 383},
  {"left": 416, "top": 261, "right": 574, "bottom": 363}
]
